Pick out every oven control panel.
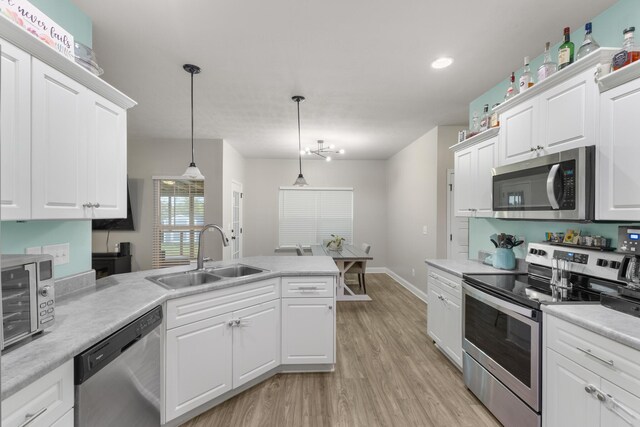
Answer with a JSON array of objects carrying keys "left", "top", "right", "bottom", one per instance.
[
  {"left": 526, "top": 242, "right": 625, "bottom": 283},
  {"left": 553, "top": 250, "right": 589, "bottom": 264},
  {"left": 618, "top": 226, "right": 640, "bottom": 254}
]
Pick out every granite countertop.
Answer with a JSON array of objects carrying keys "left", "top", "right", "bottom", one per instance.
[
  {"left": 542, "top": 304, "right": 640, "bottom": 352},
  {"left": 424, "top": 258, "right": 527, "bottom": 277},
  {"left": 1, "top": 256, "right": 338, "bottom": 399}
]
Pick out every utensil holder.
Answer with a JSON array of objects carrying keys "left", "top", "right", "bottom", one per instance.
[{"left": 492, "top": 248, "right": 516, "bottom": 270}]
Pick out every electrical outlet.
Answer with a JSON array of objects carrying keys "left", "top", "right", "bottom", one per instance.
[
  {"left": 412, "top": 268, "right": 416, "bottom": 277},
  {"left": 25, "top": 246, "right": 42, "bottom": 255},
  {"left": 42, "top": 243, "right": 70, "bottom": 266}
]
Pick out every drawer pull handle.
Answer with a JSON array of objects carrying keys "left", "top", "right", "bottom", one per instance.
[
  {"left": 297, "top": 286, "right": 319, "bottom": 291},
  {"left": 19, "top": 407, "right": 47, "bottom": 427},
  {"left": 577, "top": 347, "right": 614, "bottom": 367}
]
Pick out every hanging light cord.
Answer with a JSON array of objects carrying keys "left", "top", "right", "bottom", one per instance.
[
  {"left": 297, "top": 99, "right": 302, "bottom": 175},
  {"left": 190, "top": 70, "right": 195, "bottom": 166}
]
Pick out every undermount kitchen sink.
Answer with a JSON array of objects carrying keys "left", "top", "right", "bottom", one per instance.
[
  {"left": 206, "top": 264, "right": 266, "bottom": 278},
  {"left": 147, "top": 270, "right": 222, "bottom": 289},
  {"left": 147, "top": 264, "right": 267, "bottom": 289}
]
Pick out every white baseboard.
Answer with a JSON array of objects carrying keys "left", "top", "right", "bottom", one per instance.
[{"left": 372, "top": 268, "right": 428, "bottom": 304}]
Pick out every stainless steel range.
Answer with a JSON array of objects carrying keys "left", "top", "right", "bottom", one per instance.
[{"left": 462, "top": 242, "right": 626, "bottom": 427}]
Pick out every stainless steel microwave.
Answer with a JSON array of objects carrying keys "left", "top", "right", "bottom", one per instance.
[
  {"left": 1, "top": 254, "right": 56, "bottom": 350},
  {"left": 492, "top": 146, "right": 595, "bottom": 220}
]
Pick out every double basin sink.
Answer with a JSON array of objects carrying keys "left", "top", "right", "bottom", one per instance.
[{"left": 147, "top": 264, "right": 267, "bottom": 290}]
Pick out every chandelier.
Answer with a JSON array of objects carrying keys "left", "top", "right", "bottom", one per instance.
[{"left": 303, "top": 140, "right": 345, "bottom": 162}]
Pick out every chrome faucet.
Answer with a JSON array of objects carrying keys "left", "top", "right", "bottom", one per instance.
[{"left": 197, "top": 224, "right": 229, "bottom": 270}]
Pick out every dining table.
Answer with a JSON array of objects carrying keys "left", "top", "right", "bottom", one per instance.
[{"left": 310, "top": 244, "right": 373, "bottom": 301}]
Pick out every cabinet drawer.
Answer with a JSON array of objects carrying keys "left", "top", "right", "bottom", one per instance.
[
  {"left": 281, "top": 276, "right": 335, "bottom": 298},
  {"left": 167, "top": 278, "right": 280, "bottom": 329},
  {"left": 427, "top": 268, "right": 462, "bottom": 298},
  {"left": 545, "top": 314, "right": 640, "bottom": 397},
  {"left": 2, "top": 360, "right": 74, "bottom": 427}
]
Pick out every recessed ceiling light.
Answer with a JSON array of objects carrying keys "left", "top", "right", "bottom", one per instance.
[{"left": 431, "top": 57, "right": 453, "bottom": 69}]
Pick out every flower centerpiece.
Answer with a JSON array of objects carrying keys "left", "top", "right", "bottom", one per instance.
[{"left": 326, "top": 234, "right": 345, "bottom": 251}]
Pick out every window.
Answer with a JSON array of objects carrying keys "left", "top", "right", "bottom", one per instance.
[
  {"left": 152, "top": 178, "right": 205, "bottom": 268},
  {"left": 279, "top": 187, "right": 353, "bottom": 247}
]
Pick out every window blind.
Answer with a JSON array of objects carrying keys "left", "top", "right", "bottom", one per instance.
[
  {"left": 152, "top": 178, "right": 205, "bottom": 268},
  {"left": 279, "top": 188, "right": 353, "bottom": 247}
]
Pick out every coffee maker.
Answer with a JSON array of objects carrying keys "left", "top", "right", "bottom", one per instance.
[{"left": 600, "top": 226, "right": 640, "bottom": 316}]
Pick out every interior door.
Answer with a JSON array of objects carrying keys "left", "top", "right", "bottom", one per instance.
[{"left": 230, "top": 182, "right": 243, "bottom": 259}]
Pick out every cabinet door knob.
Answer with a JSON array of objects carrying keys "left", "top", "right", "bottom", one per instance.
[
  {"left": 584, "top": 384, "right": 597, "bottom": 394},
  {"left": 83, "top": 203, "right": 93, "bottom": 208},
  {"left": 328, "top": 305, "right": 333, "bottom": 310},
  {"left": 93, "top": 203, "right": 101, "bottom": 208}
]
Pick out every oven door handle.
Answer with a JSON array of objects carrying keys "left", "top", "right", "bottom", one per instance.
[
  {"left": 546, "top": 164, "right": 561, "bottom": 210},
  {"left": 463, "top": 282, "right": 536, "bottom": 319}
]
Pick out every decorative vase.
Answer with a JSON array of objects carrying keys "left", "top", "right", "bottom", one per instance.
[
  {"left": 328, "top": 242, "right": 343, "bottom": 251},
  {"left": 492, "top": 248, "right": 516, "bottom": 270}
]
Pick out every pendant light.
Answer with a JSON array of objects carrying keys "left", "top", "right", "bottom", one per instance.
[
  {"left": 292, "top": 95, "right": 308, "bottom": 186},
  {"left": 182, "top": 64, "right": 204, "bottom": 180}
]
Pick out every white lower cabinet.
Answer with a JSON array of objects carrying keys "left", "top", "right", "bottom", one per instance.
[
  {"left": 282, "top": 297, "right": 334, "bottom": 364},
  {"left": 165, "top": 313, "right": 233, "bottom": 421},
  {"left": 544, "top": 314, "right": 640, "bottom": 427},
  {"left": 1, "top": 360, "right": 74, "bottom": 427},
  {"left": 427, "top": 267, "right": 462, "bottom": 369},
  {"left": 233, "top": 299, "right": 280, "bottom": 387},
  {"left": 50, "top": 409, "right": 74, "bottom": 427}
]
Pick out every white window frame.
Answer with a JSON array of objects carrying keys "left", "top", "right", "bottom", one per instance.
[
  {"left": 152, "top": 176, "right": 205, "bottom": 268},
  {"left": 278, "top": 187, "right": 353, "bottom": 248}
]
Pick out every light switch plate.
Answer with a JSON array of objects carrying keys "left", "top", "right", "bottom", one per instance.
[
  {"left": 25, "top": 246, "right": 42, "bottom": 255},
  {"left": 42, "top": 243, "right": 70, "bottom": 265},
  {"left": 422, "top": 226, "right": 428, "bottom": 235}
]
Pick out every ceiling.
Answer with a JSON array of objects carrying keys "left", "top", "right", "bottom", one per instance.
[{"left": 74, "top": 0, "right": 616, "bottom": 160}]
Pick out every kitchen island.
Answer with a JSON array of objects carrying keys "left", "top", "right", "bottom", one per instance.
[{"left": 1, "top": 256, "right": 338, "bottom": 426}]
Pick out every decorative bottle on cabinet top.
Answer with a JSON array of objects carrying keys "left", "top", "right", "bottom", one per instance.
[
  {"left": 505, "top": 72, "right": 519, "bottom": 100},
  {"left": 576, "top": 22, "right": 600, "bottom": 61},
  {"left": 612, "top": 27, "right": 640, "bottom": 71},
  {"left": 519, "top": 56, "right": 534, "bottom": 92},
  {"left": 538, "top": 42, "right": 558, "bottom": 82},
  {"left": 479, "top": 104, "right": 490, "bottom": 132},
  {"left": 558, "top": 27, "right": 575, "bottom": 70}
]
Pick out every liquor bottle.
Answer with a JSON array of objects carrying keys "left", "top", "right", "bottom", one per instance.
[
  {"left": 538, "top": 42, "right": 558, "bottom": 82},
  {"left": 558, "top": 27, "right": 575, "bottom": 70},
  {"left": 576, "top": 22, "right": 600, "bottom": 61},
  {"left": 519, "top": 56, "right": 534, "bottom": 92},
  {"left": 489, "top": 103, "right": 500, "bottom": 128},
  {"left": 505, "top": 72, "right": 519, "bottom": 100},
  {"left": 471, "top": 111, "right": 480, "bottom": 134},
  {"left": 612, "top": 27, "right": 640, "bottom": 71},
  {"left": 479, "top": 104, "right": 490, "bottom": 132}
]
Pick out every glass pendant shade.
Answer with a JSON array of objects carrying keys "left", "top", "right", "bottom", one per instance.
[
  {"left": 294, "top": 173, "right": 308, "bottom": 187},
  {"left": 183, "top": 163, "right": 204, "bottom": 180},
  {"left": 292, "top": 95, "right": 309, "bottom": 186},
  {"left": 182, "top": 64, "right": 204, "bottom": 180}
]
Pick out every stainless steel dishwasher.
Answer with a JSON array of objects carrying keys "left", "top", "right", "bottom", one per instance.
[{"left": 75, "top": 306, "right": 163, "bottom": 426}]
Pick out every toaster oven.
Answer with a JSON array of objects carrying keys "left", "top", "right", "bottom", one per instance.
[{"left": 1, "top": 254, "right": 55, "bottom": 350}]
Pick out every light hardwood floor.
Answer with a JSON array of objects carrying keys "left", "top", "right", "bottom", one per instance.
[{"left": 181, "top": 273, "right": 500, "bottom": 427}]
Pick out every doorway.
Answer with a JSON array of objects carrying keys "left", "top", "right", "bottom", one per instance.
[
  {"left": 231, "top": 181, "right": 243, "bottom": 259},
  {"left": 447, "top": 169, "right": 469, "bottom": 260}
]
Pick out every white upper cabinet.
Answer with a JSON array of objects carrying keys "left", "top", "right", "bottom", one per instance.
[
  {"left": 0, "top": 39, "right": 31, "bottom": 220},
  {"left": 453, "top": 133, "right": 497, "bottom": 217},
  {"left": 597, "top": 76, "right": 640, "bottom": 220},
  {"left": 31, "top": 58, "right": 89, "bottom": 219},
  {"left": 495, "top": 50, "right": 613, "bottom": 167},
  {"left": 499, "top": 97, "right": 539, "bottom": 165},
  {"left": 539, "top": 69, "right": 597, "bottom": 153},
  {"left": 86, "top": 92, "right": 127, "bottom": 219}
]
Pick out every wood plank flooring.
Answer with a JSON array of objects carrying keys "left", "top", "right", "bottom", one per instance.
[{"left": 181, "top": 273, "right": 500, "bottom": 427}]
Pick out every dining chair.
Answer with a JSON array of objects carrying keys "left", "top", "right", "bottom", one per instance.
[
  {"left": 295, "top": 244, "right": 305, "bottom": 256},
  {"left": 345, "top": 243, "right": 371, "bottom": 293}
]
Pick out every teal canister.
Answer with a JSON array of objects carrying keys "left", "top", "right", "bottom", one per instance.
[{"left": 492, "top": 248, "right": 516, "bottom": 270}]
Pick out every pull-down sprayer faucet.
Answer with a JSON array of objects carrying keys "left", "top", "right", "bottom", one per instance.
[{"left": 197, "top": 224, "right": 229, "bottom": 270}]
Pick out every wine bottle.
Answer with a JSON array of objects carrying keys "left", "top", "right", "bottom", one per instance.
[{"left": 558, "top": 27, "right": 575, "bottom": 70}]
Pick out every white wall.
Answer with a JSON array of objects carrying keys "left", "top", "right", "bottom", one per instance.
[
  {"left": 221, "top": 141, "right": 246, "bottom": 260},
  {"left": 91, "top": 138, "right": 224, "bottom": 271},
  {"left": 243, "top": 159, "right": 388, "bottom": 268},
  {"left": 386, "top": 125, "right": 462, "bottom": 297}
]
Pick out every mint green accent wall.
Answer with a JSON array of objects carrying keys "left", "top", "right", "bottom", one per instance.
[
  {"left": 28, "top": 0, "right": 92, "bottom": 47},
  {"left": 469, "top": 0, "right": 640, "bottom": 126},
  {"left": 1, "top": 221, "right": 92, "bottom": 278},
  {"left": 469, "top": 218, "right": 633, "bottom": 260}
]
